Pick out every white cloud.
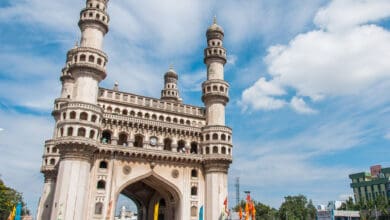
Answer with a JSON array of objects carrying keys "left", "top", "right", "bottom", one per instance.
[
  {"left": 314, "top": 0, "right": 390, "bottom": 31},
  {"left": 241, "top": 78, "right": 286, "bottom": 111},
  {"left": 242, "top": 0, "right": 390, "bottom": 113},
  {"left": 0, "top": 128, "right": 3, "bottom": 132},
  {"left": 385, "top": 132, "right": 390, "bottom": 140},
  {"left": 290, "top": 96, "right": 317, "bottom": 114},
  {"left": 266, "top": 25, "right": 390, "bottom": 99},
  {"left": 0, "top": 0, "right": 82, "bottom": 34}
]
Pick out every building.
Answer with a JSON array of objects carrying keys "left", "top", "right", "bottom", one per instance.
[
  {"left": 316, "top": 201, "right": 360, "bottom": 220},
  {"left": 35, "top": 0, "right": 233, "bottom": 220},
  {"left": 349, "top": 165, "right": 390, "bottom": 204},
  {"left": 114, "top": 206, "right": 137, "bottom": 220}
]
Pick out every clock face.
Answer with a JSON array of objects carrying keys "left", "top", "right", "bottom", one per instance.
[{"left": 150, "top": 137, "right": 157, "bottom": 146}]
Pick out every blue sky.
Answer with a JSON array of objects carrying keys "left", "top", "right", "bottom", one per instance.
[{"left": 1, "top": 0, "right": 390, "bottom": 215}]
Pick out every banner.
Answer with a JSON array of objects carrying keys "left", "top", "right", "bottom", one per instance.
[
  {"left": 15, "top": 202, "right": 22, "bottom": 220},
  {"left": 153, "top": 201, "right": 159, "bottom": 220},
  {"left": 199, "top": 206, "right": 203, "bottom": 220},
  {"left": 7, "top": 206, "right": 16, "bottom": 220}
]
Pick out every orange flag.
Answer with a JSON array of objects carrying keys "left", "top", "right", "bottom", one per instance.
[
  {"left": 252, "top": 202, "right": 256, "bottom": 220},
  {"left": 245, "top": 202, "right": 249, "bottom": 220},
  {"left": 239, "top": 207, "right": 243, "bottom": 220}
]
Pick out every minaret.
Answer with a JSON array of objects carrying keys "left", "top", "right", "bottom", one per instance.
[
  {"left": 37, "top": 0, "right": 110, "bottom": 219},
  {"left": 201, "top": 18, "right": 232, "bottom": 220},
  {"left": 161, "top": 66, "right": 182, "bottom": 103}
]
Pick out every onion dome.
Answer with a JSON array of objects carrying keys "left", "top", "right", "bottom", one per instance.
[
  {"left": 206, "top": 16, "right": 224, "bottom": 40},
  {"left": 164, "top": 66, "right": 178, "bottom": 80}
]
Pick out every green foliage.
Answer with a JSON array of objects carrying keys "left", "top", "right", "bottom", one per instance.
[
  {"left": 338, "top": 197, "right": 359, "bottom": 211},
  {"left": 0, "top": 178, "right": 30, "bottom": 219},
  {"left": 278, "top": 195, "right": 316, "bottom": 220}
]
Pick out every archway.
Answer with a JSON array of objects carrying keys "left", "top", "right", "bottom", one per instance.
[{"left": 115, "top": 173, "right": 181, "bottom": 220}]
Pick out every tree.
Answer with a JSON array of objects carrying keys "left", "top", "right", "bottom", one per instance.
[
  {"left": 279, "top": 195, "right": 316, "bottom": 220},
  {"left": 338, "top": 197, "right": 359, "bottom": 211},
  {"left": 0, "top": 178, "right": 30, "bottom": 219}
]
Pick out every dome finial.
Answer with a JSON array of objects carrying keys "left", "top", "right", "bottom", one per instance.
[
  {"left": 169, "top": 63, "right": 174, "bottom": 70},
  {"left": 213, "top": 15, "right": 217, "bottom": 24}
]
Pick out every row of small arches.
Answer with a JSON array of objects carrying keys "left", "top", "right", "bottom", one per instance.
[
  {"left": 203, "top": 133, "right": 231, "bottom": 142},
  {"left": 209, "top": 40, "right": 222, "bottom": 47},
  {"left": 205, "top": 145, "right": 231, "bottom": 155},
  {"left": 203, "top": 85, "right": 228, "bottom": 94},
  {"left": 60, "top": 127, "right": 97, "bottom": 139},
  {"left": 101, "top": 131, "right": 200, "bottom": 154},
  {"left": 81, "top": 7, "right": 108, "bottom": 25},
  {"left": 44, "top": 158, "right": 57, "bottom": 166},
  {"left": 102, "top": 106, "right": 197, "bottom": 126},
  {"left": 98, "top": 160, "right": 199, "bottom": 178},
  {"left": 73, "top": 53, "right": 106, "bottom": 67},
  {"left": 206, "top": 48, "right": 226, "bottom": 57},
  {"left": 87, "top": 1, "right": 105, "bottom": 11},
  {"left": 162, "top": 90, "right": 178, "bottom": 97},
  {"left": 63, "top": 111, "right": 98, "bottom": 122}
]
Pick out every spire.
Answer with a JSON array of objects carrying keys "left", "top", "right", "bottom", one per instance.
[
  {"left": 161, "top": 66, "right": 181, "bottom": 103},
  {"left": 213, "top": 15, "right": 217, "bottom": 24}
]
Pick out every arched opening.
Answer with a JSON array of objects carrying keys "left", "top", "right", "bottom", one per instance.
[
  {"left": 221, "top": 146, "right": 226, "bottom": 154},
  {"left": 122, "top": 109, "right": 128, "bottom": 115},
  {"left": 130, "top": 111, "right": 135, "bottom": 116},
  {"left": 191, "top": 206, "right": 197, "bottom": 217},
  {"left": 221, "top": 134, "right": 226, "bottom": 141},
  {"left": 212, "top": 133, "right": 218, "bottom": 140},
  {"left": 99, "top": 161, "right": 108, "bottom": 169},
  {"left": 67, "top": 127, "right": 73, "bottom": 136},
  {"left": 50, "top": 158, "right": 55, "bottom": 165},
  {"left": 89, "top": 130, "right": 95, "bottom": 139},
  {"left": 115, "top": 174, "right": 181, "bottom": 220},
  {"left": 101, "top": 130, "right": 112, "bottom": 144},
  {"left": 191, "top": 169, "right": 198, "bottom": 178},
  {"left": 114, "top": 108, "right": 120, "bottom": 114},
  {"left": 213, "top": 146, "right": 218, "bottom": 154},
  {"left": 177, "top": 140, "right": 185, "bottom": 153},
  {"left": 163, "top": 138, "right": 172, "bottom": 151},
  {"left": 97, "top": 180, "right": 106, "bottom": 190},
  {"left": 118, "top": 133, "right": 128, "bottom": 146},
  {"left": 77, "top": 128, "right": 85, "bottom": 137},
  {"left": 106, "top": 106, "right": 112, "bottom": 113},
  {"left": 94, "top": 202, "right": 103, "bottom": 215},
  {"left": 191, "top": 186, "right": 197, "bottom": 196},
  {"left": 80, "top": 112, "right": 88, "bottom": 120},
  {"left": 190, "top": 142, "right": 198, "bottom": 154},
  {"left": 91, "top": 115, "right": 97, "bottom": 122},
  {"left": 69, "top": 111, "right": 76, "bottom": 119},
  {"left": 88, "top": 55, "right": 95, "bottom": 63},
  {"left": 134, "top": 134, "right": 143, "bottom": 148}
]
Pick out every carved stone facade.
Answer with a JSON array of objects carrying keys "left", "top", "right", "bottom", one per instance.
[{"left": 36, "top": 1, "right": 232, "bottom": 220}]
